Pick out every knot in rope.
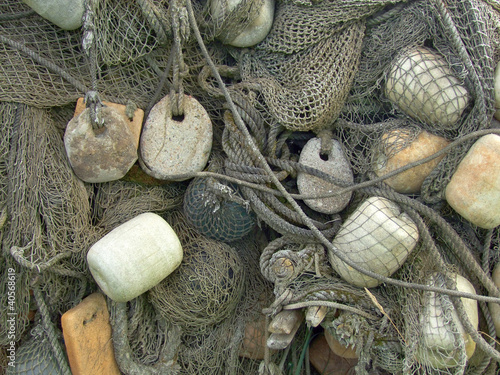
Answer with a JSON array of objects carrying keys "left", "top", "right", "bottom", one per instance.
[{"left": 84, "top": 90, "right": 104, "bottom": 128}]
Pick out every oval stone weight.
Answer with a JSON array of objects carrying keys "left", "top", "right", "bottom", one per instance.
[
  {"left": 297, "top": 138, "right": 353, "bottom": 214},
  {"left": 139, "top": 94, "right": 212, "bottom": 181},
  {"left": 445, "top": 134, "right": 500, "bottom": 229},
  {"left": 64, "top": 106, "right": 138, "bottom": 183},
  {"left": 328, "top": 196, "right": 419, "bottom": 288},
  {"left": 87, "top": 212, "right": 183, "bottom": 303}
]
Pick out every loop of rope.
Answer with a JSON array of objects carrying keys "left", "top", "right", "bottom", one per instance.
[
  {"left": 110, "top": 301, "right": 181, "bottom": 375},
  {"left": 10, "top": 242, "right": 72, "bottom": 273},
  {"left": 137, "top": 0, "right": 171, "bottom": 44},
  {"left": 32, "top": 286, "right": 73, "bottom": 375}
]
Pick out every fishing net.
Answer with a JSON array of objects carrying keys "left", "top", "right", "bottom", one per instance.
[
  {"left": 0, "top": 103, "right": 96, "bottom": 348},
  {"left": 149, "top": 210, "right": 247, "bottom": 329},
  {"left": 237, "top": 0, "right": 406, "bottom": 132},
  {"left": 5, "top": 326, "right": 66, "bottom": 375},
  {"left": 2, "top": 0, "right": 500, "bottom": 374}
]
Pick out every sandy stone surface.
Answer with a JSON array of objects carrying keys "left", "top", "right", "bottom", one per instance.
[
  {"left": 297, "top": 138, "right": 353, "bottom": 214},
  {"left": 139, "top": 94, "right": 212, "bottom": 181}
]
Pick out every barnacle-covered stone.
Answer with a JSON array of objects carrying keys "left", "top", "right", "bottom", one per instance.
[{"left": 64, "top": 106, "right": 138, "bottom": 183}]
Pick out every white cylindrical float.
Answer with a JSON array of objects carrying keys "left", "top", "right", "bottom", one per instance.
[
  {"left": 328, "top": 196, "right": 419, "bottom": 288},
  {"left": 22, "top": 0, "right": 84, "bottom": 30},
  {"left": 87, "top": 213, "right": 183, "bottom": 303},
  {"left": 445, "top": 134, "right": 500, "bottom": 229},
  {"left": 416, "top": 273, "right": 478, "bottom": 369},
  {"left": 385, "top": 47, "right": 469, "bottom": 130}
]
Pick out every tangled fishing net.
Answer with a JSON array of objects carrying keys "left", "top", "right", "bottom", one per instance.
[
  {"left": 1, "top": 0, "right": 500, "bottom": 374},
  {"left": 149, "top": 211, "right": 247, "bottom": 329}
]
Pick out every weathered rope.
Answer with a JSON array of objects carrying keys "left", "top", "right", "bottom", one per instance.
[{"left": 110, "top": 301, "right": 181, "bottom": 375}]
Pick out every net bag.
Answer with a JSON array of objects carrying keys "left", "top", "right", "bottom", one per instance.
[
  {"left": 183, "top": 177, "right": 256, "bottom": 242},
  {"left": 149, "top": 211, "right": 246, "bottom": 330}
]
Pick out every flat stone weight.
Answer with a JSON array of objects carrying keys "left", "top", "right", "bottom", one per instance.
[{"left": 139, "top": 94, "right": 213, "bottom": 181}]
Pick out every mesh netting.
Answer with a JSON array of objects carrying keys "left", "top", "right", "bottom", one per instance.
[
  {"left": 240, "top": 21, "right": 365, "bottom": 132},
  {"left": 5, "top": 326, "right": 65, "bottom": 375},
  {"left": 0, "top": 103, "right": 96, "bottom": 344},
  {"left": 92, "top": 179, "right": 185, "bottom": 232},
  {"left": 149, "top": 210, "right": 246, "bottom": 329},
  {"left": 2, "top": 0, "right": 500, "bottom": 374}
]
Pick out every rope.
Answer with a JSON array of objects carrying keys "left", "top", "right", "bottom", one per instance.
[
  {"left": 10, "top": 244, "right": 71, "bottom": 272},
  {"left": 137, "top": 0, "right": 171, "bottom": 44},
  {"left": 283, "top": 301, "right": 379, "bottom": 321},
  {"left": 83, "top": 0, "right": 103, "bottom": 128},
  {"left": 110, "top": 301, "right": 181, "bottom": 375},
  {"left": 445, "top": 274, "right": 500, "bottom": 363},
  {"left": 186, "top": 0, "right": 500, "bottom": 306},
  {"left": 366, "top": 2, "right": 406, "bottom": 28},
  {"left": 144, "top": 50, "right": 175, "bottom": 121},
  {"left": 170, "top": 0, "right": 189, "bottom": 117},
  {"left": 32, "top": 285, "right": 72, "bottom": 375},
  {"left": 0, "top": 9, "right": 36, "bottom": 21}
]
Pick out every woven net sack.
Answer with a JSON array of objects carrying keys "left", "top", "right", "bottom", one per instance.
[
  {"left": 183, "top": 177, "right": 256, "bottom": 242},
  {"left": 238, "top": 0, "right": 402, "bottom": 132}
]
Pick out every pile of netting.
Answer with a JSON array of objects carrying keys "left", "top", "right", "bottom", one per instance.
[{"left": 1, "top": 0, "right": 500, "bottom": 374}]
